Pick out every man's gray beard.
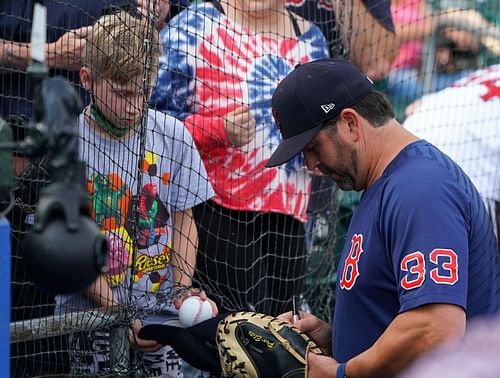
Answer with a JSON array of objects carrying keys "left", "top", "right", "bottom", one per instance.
[{"left": 335, "top": 149, "right": 357, "bottom": 191}]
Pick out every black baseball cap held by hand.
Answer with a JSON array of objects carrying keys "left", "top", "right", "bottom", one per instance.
[{"left": 266, "top": 58, "right": 374, "bottom": 167}]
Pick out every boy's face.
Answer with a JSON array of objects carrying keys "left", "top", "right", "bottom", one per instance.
[{"left": 81, "top": 67, "right": 148, "bottom": 129}]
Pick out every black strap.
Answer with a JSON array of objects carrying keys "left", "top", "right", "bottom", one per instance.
[
  {"left": 286, "top": 9, "right": 302, "bottom": 38},
  {"left": 210, "top": 1, "right": 302, "bottom": 37}
]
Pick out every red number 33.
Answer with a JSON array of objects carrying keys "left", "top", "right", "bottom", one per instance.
[{"left": 401, "top": 248, "right": 459, "bottom": 290}]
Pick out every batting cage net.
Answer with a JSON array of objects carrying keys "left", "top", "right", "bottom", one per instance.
[{"left": 1, "top": 0, "right": 498, "bottom": 377}]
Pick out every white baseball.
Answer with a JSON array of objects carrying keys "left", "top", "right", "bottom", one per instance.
[{"left": 178, "top": 296, "right": 214, "bottom": 327}]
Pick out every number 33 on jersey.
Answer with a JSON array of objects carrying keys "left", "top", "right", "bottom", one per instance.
[{"left": 339, "top": 234, "right": 459, "bottom": 291}]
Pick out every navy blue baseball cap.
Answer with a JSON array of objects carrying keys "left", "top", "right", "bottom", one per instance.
[{"left": 266, "top": 58, "right": 373, "bottom": 167}]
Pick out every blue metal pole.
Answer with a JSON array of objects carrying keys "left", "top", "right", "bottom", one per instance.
[{"left": 0, "top": 217, "right": 11, "bottom": 376}]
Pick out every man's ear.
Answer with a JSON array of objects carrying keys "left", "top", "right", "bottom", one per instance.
[
  {"left": 80, "top": 67, "right": 92, "bottom": 91},
  {"left": 339, "top": 109, "right": 361, "bottom": 142}
]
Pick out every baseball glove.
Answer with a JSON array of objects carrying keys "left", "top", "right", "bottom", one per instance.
[{"left": 216, "top": 312, "right": 324, "bottom": 378}]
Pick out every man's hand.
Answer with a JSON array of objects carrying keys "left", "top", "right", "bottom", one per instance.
[
  {"left": 129, "top": 319, "right": 163, "bottom": 353},
  {"left": 278, "top": 311, "right": 332, "bottom": 354},
  {"left": 137, "top": 0, "right": 170, "bottom": 31},
  {"left": 224, "top": 105, "right": 256, "bottom": 147},
  {"left": 46, "top": 26, "right": 92, "bottom": 70}
]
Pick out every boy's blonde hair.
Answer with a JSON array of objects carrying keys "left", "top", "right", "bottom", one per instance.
[{"left": 85, "top": 11, "right": 161, "bottom": 85}]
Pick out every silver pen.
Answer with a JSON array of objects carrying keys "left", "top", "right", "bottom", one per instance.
[{"left": 292, "top": 295, "right": 300, "bottom": 323}]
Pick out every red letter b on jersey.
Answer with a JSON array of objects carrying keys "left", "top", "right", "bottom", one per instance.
[{"left": 340, "top": 234, "right": 364, "bottom": 290}]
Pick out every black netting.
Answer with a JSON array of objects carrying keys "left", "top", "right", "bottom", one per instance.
[{"left": 1, "top": 0, "right": 498, "bottom": 377}]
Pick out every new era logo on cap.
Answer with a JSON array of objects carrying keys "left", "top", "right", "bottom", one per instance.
[
  {"left": 266, "top": 58, "right": 374, "bottom": 168},
  {"left": 321, "top": 103, "right": 336, "bottom": 113}
]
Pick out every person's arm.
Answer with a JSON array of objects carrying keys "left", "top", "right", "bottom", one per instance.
[
  {"left": 182, "top": 112, "right": 232, "bottom": 150},
  {"left": 170, "top": 208, "right": 218, "bottom": 314},
  {"left": 171, "top": 208, "right": 198, "bottom": 290},
  {"left": 343, "top": 303, "right": 465, "bottom": 377},
  {"left": 336, "top": 0, "right": 399, "bottom": 80},
  {"left": 0, "top": 26, "right": 91, "bottom": 71},
  {"left": 184, "top": 105, "right": 256, "bottom": 149},
  {"left": 84, "top": 274, "right": 119, "bottom": 310},
  {"left": 304, "top": 304, "right": 465, "bottom": 378}
]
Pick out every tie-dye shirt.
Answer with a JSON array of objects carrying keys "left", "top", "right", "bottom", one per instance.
[{"left": 151, "top": 2, "right": 329, "bottom": 223}]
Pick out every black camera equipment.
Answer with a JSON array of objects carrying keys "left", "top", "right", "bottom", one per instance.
[
  {"left": 20, "top": 75, "right": 108, "bottom": 294},
  {"left": 0, "top": 3, "right": 107, "bottom": 294}
]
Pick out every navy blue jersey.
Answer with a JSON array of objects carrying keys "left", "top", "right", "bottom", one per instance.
[{"left": 332, "top": 140, "right": 500, "bottom": 362}]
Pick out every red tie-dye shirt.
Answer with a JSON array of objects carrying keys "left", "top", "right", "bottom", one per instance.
[{"left": 151, "top": 3, "right": 329, "bottom": 222}]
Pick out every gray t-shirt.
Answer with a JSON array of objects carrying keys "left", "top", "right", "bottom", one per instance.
[{"left": 57, "top": 109, "right": 214, "bottom": 317}]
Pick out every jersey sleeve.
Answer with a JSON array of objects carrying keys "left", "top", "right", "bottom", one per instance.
[{"left": 381, "top": 164, "right": 471, "bottom": 313}]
